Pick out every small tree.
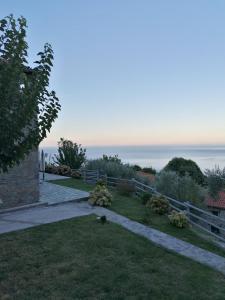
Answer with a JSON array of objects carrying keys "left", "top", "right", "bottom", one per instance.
[
  {"left": 54, "top": 138, "right": 86, "bottom": 169},
  {"left": 164, "top": 157, "right": 205, "bottom": 185},
  {"left": 205, "top": 167, "right": 225, "bottom": 200},
  {"left": 0, "top": 15, "right": 60, "bottom": 172}
]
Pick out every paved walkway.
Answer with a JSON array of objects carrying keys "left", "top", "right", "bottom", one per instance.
[
  {"left": 39, "top": 172, "right": 89, "bottom": 205},
  {"left": 0, "top": 201, "right": 225, "bottom": 275}
]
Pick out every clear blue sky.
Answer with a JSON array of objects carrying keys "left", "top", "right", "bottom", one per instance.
[{"left": 2, "top": 0, "right": 225, "bottom": 146}]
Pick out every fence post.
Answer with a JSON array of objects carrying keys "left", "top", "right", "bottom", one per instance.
[{"left": 105, "top": 174, "right": 108, "bottom": 186}]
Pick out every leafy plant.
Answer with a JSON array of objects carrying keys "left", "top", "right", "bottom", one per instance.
[
  {"left": 102, "top": 154, "right": 122, "bottom": 164},
  {"left": 205, "top": 167, "right": 225, "bottom": 200},
  {"left": 0, "top": 15, "right": 60, "bottom": 172},
  {"left": 89, "top": 185, "right": 112, "bottom": 207},
  {"left": 132, "top": 165, "right": 142, "bottom": 171},
  {"left": 164, "top": 157, "right": 205, "bottom": 185},
  {"left": 155, "top": 171, "right": 206, "bottom": 205},
  {"left": 117, "top": 180, "right": 135, "bottom": 196},
  {"left": 155, "top": 171, "right": 179, "bottom": 199},
  {"left": 54, "top": 138, "right": 86, "bottom": 169},
  {"left": 146, "top": 195, "right": 169, "bottom": 215},
  {"left": 140, "top": 192, "right": 152, "bottom": 205},
  {"left": 142, "top": 167, "right": 156, "bottom": 175},
  {"left": 86, "top": 158, "right": 136, "bottom": 179},
  {"left": 168, "top": 210, "right": 188, "bottom": 228}
]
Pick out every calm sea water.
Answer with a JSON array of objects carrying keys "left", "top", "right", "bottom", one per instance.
[{"left": 42, "top": 145, "right": 225, "bottom": 171}]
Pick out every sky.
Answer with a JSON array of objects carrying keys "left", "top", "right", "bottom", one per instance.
[{"left": 1, "top": 0, "right": 225, "bottom": 147}]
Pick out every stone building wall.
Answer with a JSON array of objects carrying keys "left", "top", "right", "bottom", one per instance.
[{"left": 0, "top": 150, "right": 39, "bottom": 209}]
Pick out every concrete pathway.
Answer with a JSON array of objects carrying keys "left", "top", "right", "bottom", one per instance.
[
  {"left": 39, "top": 172, "right": 89, "bottom": 205},
  {"left": 0, "top": 201, "right": 225, "bottom": 275}
]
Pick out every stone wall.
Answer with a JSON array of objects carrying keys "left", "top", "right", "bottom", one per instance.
[{"left": 0, "top": 150, "right": 39, "bottom": 209}]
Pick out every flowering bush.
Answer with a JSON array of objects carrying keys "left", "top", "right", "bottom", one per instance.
[
  {"left": 146, "top": 195, "right": 169, "bottom": 215},
  {"left": 168, "top": 210, "right": 188, "bottom": 228},
  {"left": 89, "top": 185, "right": 112, "bottom": 207}
]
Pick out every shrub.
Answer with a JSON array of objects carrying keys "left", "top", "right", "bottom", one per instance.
[
  {"left": 89, "top": 185, "right": 112, "bottom": 207},
  {"left": 132, "top": 165, "right": 142, "bottom": 171},
  {"left": 54, "top": 138, "right": 86, "bottom": 169},
  {"left": 141, "top": 192, "right": 152, "bottom": 205},
  {"left": 102, "top": 154, "right": 122, "bottom": 164},
  {"left": 164, "top": 157, "right": 205, "bottom": 185},
  {"left": 207, "top": 175, "right": 223, "bottom": 200},
  {"left": 71, "top": 170, "right": 82, "bottom": 179},
  {"left": 205, "top": 167, "right": 225, "bottom": 200},
  {"left": 86, "top": 158, "right": 136, "bottom": 179},
  {"left": 45, "top": 163, "right": 57, "bottom": 174},
  {"left": 155, "top": 171, "right": 206, "bottom": 205},
  {"left": 177, "top": 174, "right": 206, "bottom": 204},
  {"left": 155, "top": 171, "right": 179, "bottom": 199},
  {"left": 56, "top": 165, "right": 71, "bottom": 176},
  {"left": 168, "top": 210, "right": 188, "bottom": 228},
  {"left": 96, "top": 179, "right": 107, "bottom": 187},
  {"left": 142, "top": 167, "right": 156, "bottom": 175},
  {"left": 117, "top": 180, "right": 135, "bottom": 196},
  {"left": 146, "top": 195, "right": 169, "bottom": 215}
]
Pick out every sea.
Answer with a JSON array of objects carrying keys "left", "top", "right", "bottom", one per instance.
[{"left": 41, "top": 145, "right": 225, "bottom": 172}]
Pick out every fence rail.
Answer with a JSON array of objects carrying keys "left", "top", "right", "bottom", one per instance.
[{"left": 80, "top": 169, "right": 225, "bottom": 243}]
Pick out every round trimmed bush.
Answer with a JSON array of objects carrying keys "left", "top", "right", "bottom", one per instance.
[
  {"left": 168, "top": 210, "right": 188, "bottom": 228},
  {"left": 146, "top": 195, "right": 169, "bottom": 215},
  {"left": 89, "top": 185, "right": 112, "bottom": 207}
]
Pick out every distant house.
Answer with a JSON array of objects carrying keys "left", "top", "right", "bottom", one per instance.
[
  {"left": 206, "top": 191, "right": 225, "bottom": 218},
  {"left": 0, "top": 67, "right": 39, "bottom": 210}
]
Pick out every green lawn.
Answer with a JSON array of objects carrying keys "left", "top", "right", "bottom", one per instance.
[
  {"left": 51, "top": 178, "right": 225, "bottom": 258},
  {"left": 1, "top": 215, "right": 225, "bottom": 299}
]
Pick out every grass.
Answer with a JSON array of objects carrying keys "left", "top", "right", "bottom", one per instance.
[
  {"left": 51, "top": 178, "right": 225, "bottom": 258},
  {"left": 1, "top": 215, "right": 225, "bottom": 299}
]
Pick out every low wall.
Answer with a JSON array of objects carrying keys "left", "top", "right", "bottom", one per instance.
[{"left": 0, "top": 150, "right": 39, "bottom": 209}]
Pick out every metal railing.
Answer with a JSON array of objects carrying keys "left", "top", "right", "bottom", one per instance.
[{"left": 81, "top": 169, "right": 225, "bottom": 243}]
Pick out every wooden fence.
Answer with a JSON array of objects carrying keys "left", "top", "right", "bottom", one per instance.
[{"left": 81, "top": 169, "right": 225, "bottom": 243}]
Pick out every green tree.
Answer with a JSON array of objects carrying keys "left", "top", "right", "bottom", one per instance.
[
  {"left": 54, "top": 138, "right": 86, "bottom": 169},
  {"left": 163, "top": 157, "right": 205, "bottom": 185},
  {"left": 205, "top": 167, "right": 225, "bottom": 200},
  {"left": 0, "top": 15, "right": 60, "bottom": 172}
]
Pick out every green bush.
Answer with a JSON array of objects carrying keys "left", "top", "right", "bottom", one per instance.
[
  {"left": 56, "top": 165, "right": 71, "bottom": 176},
  {"left": 142, "top": 167, "right": 156, "bottom": 175},
  {"left": 141, "top": 192, "right": 152, "bottom": 205},
  {"left": 86, "top": 158, "right": 136, "bottom": 179},
  {"left": 132, "top": 165, "right": 142, "bottom": 171},
  {"left": 155, "top": 171, "right": 206, "bottom": 205},
  {"left": 117, "top": 181, "right": 135, "bottom": 196},
  {"left": 155, "top": 171, "right": 179, "bottom": 199},
  {"left": 163, "top": 157, "right": 205, "bottom": 185},
  {"left": 146, "top": 195, "right": 169, "bottom": 215},
  {"left": 71, "top": 170, "right": 82, "bottom": 179},
  {"left": 89, "top": 185, "right": 112, "bottom": 207},
  {"left": 205, "top": 167, "right": 225, "bottom": 200},
  {"left": 168, "top": 210, "right": 188, "bottom": 228},
  {"left": 207, "top": 175, "right": 223, "bottom": 200}
]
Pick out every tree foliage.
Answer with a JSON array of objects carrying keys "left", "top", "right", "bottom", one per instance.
[
  {"left": 163, "top": 157, "right": 205, "bottom": 185},
  {"left": 0, "top": 15, "right": 61, "bottom": 172},
  {"left": 205, "top": 167, "right": 225, "bottom": 200},
  {"left": 54, "top": 138, "right": 86, "bottom": 169}
]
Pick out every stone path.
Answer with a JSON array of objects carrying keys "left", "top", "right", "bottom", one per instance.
[
  {"left": 39, "top": 172, "right": 89, "bottom": 205},
  {"left": 1, "top": 201, "right": 225, "bottom": 275}
]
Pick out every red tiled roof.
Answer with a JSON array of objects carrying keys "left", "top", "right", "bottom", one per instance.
[{"left": 206, "top": 191, "right": 225, "bottom": 209}]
